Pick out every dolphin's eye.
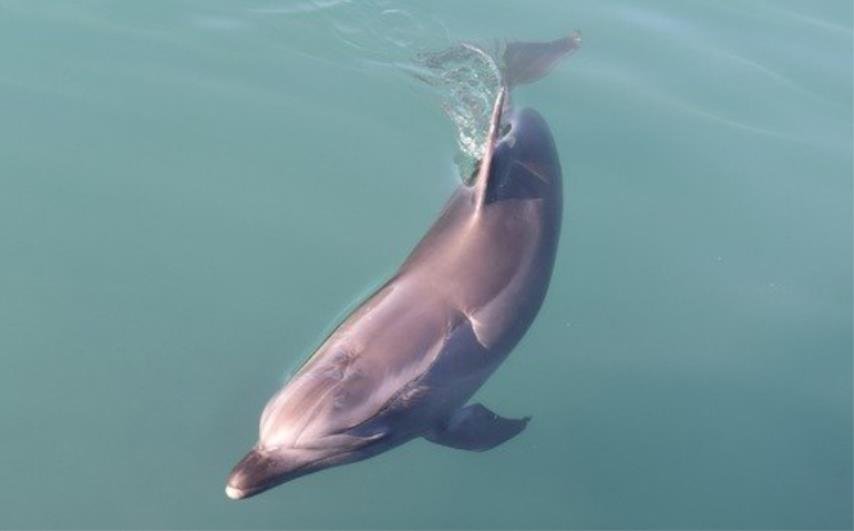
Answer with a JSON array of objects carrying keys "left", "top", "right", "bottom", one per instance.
[
  {"left": 500, "top": 122, "right": 512, "bottom": 137},
  {"left": 320, "top": 364, "right": 344, "bottom": 380},
  {"left": 333, "top": 390, "right": 349, "bottom": 409},
  {"left": 332, "top": 350, "right": 352, "bottom": 364}
]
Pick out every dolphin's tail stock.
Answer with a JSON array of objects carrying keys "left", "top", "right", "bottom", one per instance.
[{"left": 472, "top": 32, "right": 580, "bottom": 210}]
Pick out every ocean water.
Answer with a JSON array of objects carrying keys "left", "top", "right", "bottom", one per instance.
[{"left": 0, "top": 1, "right": 851, "bottom": 529}]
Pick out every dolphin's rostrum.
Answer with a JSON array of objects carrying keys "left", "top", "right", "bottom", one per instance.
[{"left": 226, "top": 34, "right": 580, "bottom": 500}]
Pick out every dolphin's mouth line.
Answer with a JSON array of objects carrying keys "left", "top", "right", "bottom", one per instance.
[
  {"left": 226, "top": 445, "right": 366, "bottom": 500},
  {"left": 226, "top": 459, "right": 312, "bottom": 500}
]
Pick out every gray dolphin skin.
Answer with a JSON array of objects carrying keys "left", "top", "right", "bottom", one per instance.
[{"left": 226, "top": 34, "right": 580, "bottom": 500}]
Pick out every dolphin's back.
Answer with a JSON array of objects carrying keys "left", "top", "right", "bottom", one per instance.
[{"left": 401, "top": 106, "right": 562, "bottom": 352}]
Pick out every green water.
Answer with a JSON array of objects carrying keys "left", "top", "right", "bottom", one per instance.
[{"left": 1, "top": 1, "right": 851, "bottom": 528}]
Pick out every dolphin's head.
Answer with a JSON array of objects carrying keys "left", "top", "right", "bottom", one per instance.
[
  {"left": 226, "top": 350, "right": 393, "bottom": 500},
  {"left": 225, "top": 425, "right": 390, "bottom": 500},
  {"left": 225, "top": 442, "right": 362, "bottom": 500},
  {"left": 225, "top": 446, "right": 312, "bottom": 500}
]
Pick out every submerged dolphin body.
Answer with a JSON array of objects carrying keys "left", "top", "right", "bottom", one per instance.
[{"left": 226, "top": 34, "right": 580, "bottom": 500}]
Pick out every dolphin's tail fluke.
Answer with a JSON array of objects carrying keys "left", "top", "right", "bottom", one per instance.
[{"left": 501, "top": 32, "right": 582, "bottom": 89}]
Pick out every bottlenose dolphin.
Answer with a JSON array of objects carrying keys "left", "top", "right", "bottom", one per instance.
[{"left": 226, "top": 34, "right": 580, "bottom": 500}]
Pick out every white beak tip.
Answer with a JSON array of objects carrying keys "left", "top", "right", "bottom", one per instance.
[{"left": 225, "top": 485, "right": 245, "bottom": 500}]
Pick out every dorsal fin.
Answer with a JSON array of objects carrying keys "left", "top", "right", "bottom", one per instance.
[{"left": 473, "top": 85, "right": 507, "bottom": 212}]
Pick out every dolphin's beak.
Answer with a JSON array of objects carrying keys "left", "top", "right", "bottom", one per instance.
[
  {"left": 225, "top": 483, "right": 253, "bottom": 501},
  {"left": 225, "top": 448, "right": 311, "bottom": 500}
]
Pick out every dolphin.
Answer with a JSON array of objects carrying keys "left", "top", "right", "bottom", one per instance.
[{"left": 226, "top": 34, "right": 580, "bottom": 500}]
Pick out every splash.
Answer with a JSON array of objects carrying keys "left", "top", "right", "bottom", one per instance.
[
  {"left": 408, "top": 32, "right": 582, "bottom": 181},
  {"left": 410, "top": 42, "right": 503, "bottom": 181},
  {"left": 254, "top": 0, "right": 512, "bottom": 180}
]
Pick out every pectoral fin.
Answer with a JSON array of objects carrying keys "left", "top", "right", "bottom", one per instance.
[{"left": 426, "top": 403, "right": 530, "bottom": 452}]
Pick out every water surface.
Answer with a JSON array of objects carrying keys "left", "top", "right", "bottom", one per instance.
[{"left": 0, "top": 1, "right": 851, "bottom": 528}]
